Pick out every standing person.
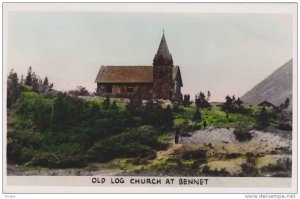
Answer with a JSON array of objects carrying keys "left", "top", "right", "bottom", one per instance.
[{"left": 175, "top": 127, "right": 179, "bottom": 144}]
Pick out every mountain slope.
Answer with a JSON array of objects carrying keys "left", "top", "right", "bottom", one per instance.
[{"left": 241, "top": 59, "right": 293, "bottom": 108}]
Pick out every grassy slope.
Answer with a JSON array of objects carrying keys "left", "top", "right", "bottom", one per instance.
[
  {"left": 174, "top": 105, "right": 258, "bottom": 128},
  {"left": 8, "top": 92, "right": 288, "bottom": 176}
]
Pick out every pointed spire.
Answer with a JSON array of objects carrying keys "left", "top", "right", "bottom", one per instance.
[{"left": 153, "top": 31, "right": 173, "bottom": 66}]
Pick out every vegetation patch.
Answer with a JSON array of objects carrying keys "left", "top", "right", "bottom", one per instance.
[{"left": 233, "top": 127, "right": 253, "bottom": 142}]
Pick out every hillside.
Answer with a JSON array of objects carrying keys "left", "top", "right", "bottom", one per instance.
[
  {"left": 7, "top": 91, "right": 292, "bottom": 177},
  {"left": 241, "top": 59, "right": 293, "bottom": 109}
]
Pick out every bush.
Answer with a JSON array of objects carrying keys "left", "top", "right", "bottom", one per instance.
[
  {"left": 202, "top": 165, "right": 230, "bottom": 176},
  {"left": 68, "top": 86, "right": 89, "bottom": 96},
  {"left": 87, "top": 126, "right": 166, "bottom": 162},
  {"left": 278, "top": 123, "right": 292, "bottom": 131},
  {"left": 126, "top": 97, "right": 142, "bottom": 113},
  {"left": 256, "top": 106, "right": 275, "bottom": 129},
  {"left": 7, "top": 141, "right": 22, "bottom": 164},
  {"left": 195, "top": 92, "right": 211, "bottom": 109},
  {"left": 240, "top": 163, "right": 258, "bottom": 177},
  {"left": 225, "top": 153, "right": 241, "bottom": 159},
  {"left": 233, "top": 127, "right": 252, "bottom": 142},
  {"left": 30, "top": 153, "right": 58, "bottom": 167},
  {"left": 30, "top": 143, "right": 87, "bottom": 168},
  {"left": 182, "top": 149, "right": 207, "bottom": 160}
]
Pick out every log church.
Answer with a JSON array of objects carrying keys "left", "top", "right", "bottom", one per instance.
[{"left": 95, "top": 32, "right": 183, "bottom": 100}]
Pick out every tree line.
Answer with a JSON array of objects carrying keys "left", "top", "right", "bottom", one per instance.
[{"left": 7, "top": 66, "right": 54, "bottom": 108}]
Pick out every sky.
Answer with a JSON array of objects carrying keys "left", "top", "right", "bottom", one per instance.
[{"left": 6, "top": 6, "right": 294, "bottom": 102}]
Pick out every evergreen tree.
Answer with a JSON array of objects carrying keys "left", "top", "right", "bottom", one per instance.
[
  {"left": 41, "top": 77, "right": 49, "bottom": 92},
  {"left": 193, "top": 107, "right": 202, "bottom": 123},
  {"left": 183, "top": 94, "right": 190, "bottom": 106},
  {"left": 203, "top": 120, "right": 207, "bottom": 129},
  {"left": 195, "top": 91, "right": 211, "bottom": 108},
  {"left": 49, "top": 83, "right": 54, "bottom": 91},
  {"left": 222, "top": 95, "right": 233, "bottom": 111},
  {"left": 7, "top": 69, "right": 20, "bottom": 108},
  {"left": 232, "top": 95, "right": 236, "bottom": 103},
  {"left": 257, "top": 106, "right": 270, "bottom": 128},
  {"left": 284, "top": 98, "right": 290, "bottom": 109},
  {"left": 235, "top": 97, "right": 243, "bottom": 106},
  {"left": 25, "top": 66, "right": 33, "bottom": 86},
  {"left": 20, "top": 75, "right": 24, "bottom": 85},
  {"left": 43, "top": 76, "right": 49, "bottom": 87},
  {"left": 31, "top": 73, "right": 40, "bottom": 93},
  {"left": 207, "top": 91, "right": 211, "bottom": 102}
]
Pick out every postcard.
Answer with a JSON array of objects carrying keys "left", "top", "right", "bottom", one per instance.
[{"left": 2, "top": 2, "right": 297, "bottom": 194}]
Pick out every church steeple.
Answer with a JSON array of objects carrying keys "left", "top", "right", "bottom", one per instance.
[{"left": 153, "top": 31, "right": 173, "bottom": 66}]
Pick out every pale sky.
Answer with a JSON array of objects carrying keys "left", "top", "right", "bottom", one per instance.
[{"left": 6, "top": 6, "right": 294, "bottom": 101}]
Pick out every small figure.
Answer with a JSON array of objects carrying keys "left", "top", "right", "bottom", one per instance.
[{"left": 175, "top": 127, "right": 179, "bottom": 144}]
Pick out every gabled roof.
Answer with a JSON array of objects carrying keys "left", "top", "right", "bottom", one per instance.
[
  {"left": 153, "top": 32, "right": 173, "bottom": 66},
  {"left": 95, "top": 66, "right": 153, "bottom": 83},
  {"left": 258, "top": 100, "right": 276, "bottom": 107},
  {"left": 95, "top": 65, "right": 183, "bottom": 86},
  {"left": 172, "top": 66, "right": 183, "bottom": 87}
]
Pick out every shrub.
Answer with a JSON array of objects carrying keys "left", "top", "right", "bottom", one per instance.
[
  {"left": 192, "top": 107, "right": 202, "bottom": 123},
  {"left": 195, "top": 91, "right": 211, "bottom": 109},
  {"left": 278, "top": 123, "right": 292, "bottom": 131},
  {"left": 30, "top": 153, "right": 58, "bottom": 167},
  {"left": 68, "top": 86, "right": 89, "bottom": 96},
  {"left": 126, "top": 97, "right": 142, "bottom": 113},
  {"left": 225, "top": 153, "right": 241, "bottom": 159},
  {"left": 256, "top": 106, "right": 275, "bottom": 129},
  {"left": 87, "top": 127, "right": 165, "bottom": 162},
  {"left": 30, "top": 143, "right": 87, "bottom": 168},
  {"left": 240, "top": 163, "right": 258, "bottom": 177},
  {"left": 202, "top": 165, "right": 230, "bottom": 176},
  {"left": 7, "top": 141, "right": 22, "bottom": 164},
  {"left": 182, "top": 149, "right": 207, "bottom": 160},
  {"left": 233, "top": 127, "right": 252, "bottom": 142}
]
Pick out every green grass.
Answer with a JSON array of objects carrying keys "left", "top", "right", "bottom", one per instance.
[
  {"left": 174, "top": 105, "right": 257, "bottom": 129},
  {"left": 157, "top": 134, "right": 172, "bottom": 143}
]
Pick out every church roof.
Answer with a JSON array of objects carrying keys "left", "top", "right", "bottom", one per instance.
[
  {"left": 95, "top": 66, "right": 153, "bottom": 83},
  {"left": 172, "top": 66, "right": 183, "bottom": 87},
  {"left": 153, "top": 32, "right": 173, "bottom": 66},
  {"left": 95, "top": 65, "right": 182, "bottom": 86}
]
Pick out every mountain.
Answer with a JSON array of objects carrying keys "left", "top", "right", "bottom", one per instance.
[{"left": 241, "top": 59, "right": 293, "bottom": 109}]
